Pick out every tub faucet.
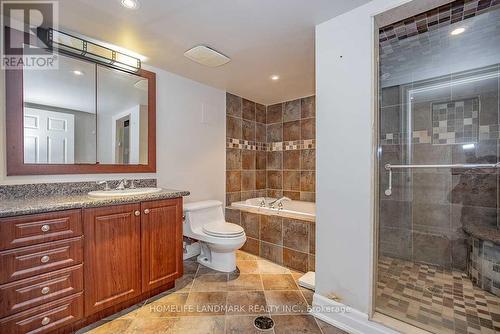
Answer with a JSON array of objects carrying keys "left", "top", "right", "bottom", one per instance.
[
  {"left": 97, "top": 180, "right": 110, "bottom": 191},
  {"left": 269, "top": 197, "right": 291, "bottom": 208},
  {"left": 116, "top": 179, "right": 127, "bottom": 190},
  {"left": 256, "top": 197, "right": 266, "bottom": 207}
]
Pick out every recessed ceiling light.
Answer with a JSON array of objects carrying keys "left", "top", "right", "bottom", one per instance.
[
  {"left": 72, "top": 70, "right": 84, "bottom": 76},
  {"left": 270, "top": 75, "right": 280, "bottom": 81},
  {"left": 451, "top": 27, "right": 465, "bottom": 35},
  {"left": 121, "top": 0, "right": 139, "bottom": 10}
]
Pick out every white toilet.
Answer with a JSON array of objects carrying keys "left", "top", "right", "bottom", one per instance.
[{"left": 183, "top": 200, "right": 246, "bottom": 272}]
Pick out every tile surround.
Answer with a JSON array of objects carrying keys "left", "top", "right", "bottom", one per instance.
[
  {"left": 226, "top": 93, "right": 316, "bottom": 205},
  {"left": 226, "top": 208, "right": 315, "bottom": 273}
]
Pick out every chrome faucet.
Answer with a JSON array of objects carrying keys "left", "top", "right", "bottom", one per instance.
[
  {"left": 97, "top": 180, "right": 110, "bottom": 191},
  {"left": 256, "top": 197, "right": 266, "bottom": 207},
  {"left": 116, "top": 179, "right": 127, "bottom": 190},
  {"left": 269, "top": 197, "right": 291, "bottom": 209}
]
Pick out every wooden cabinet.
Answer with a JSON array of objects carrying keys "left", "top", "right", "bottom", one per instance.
[
  {"left": 0, "top": 237, "right": 83, "bottom": 284},
  {"left": 0, "top": 264, "right": 83, "bottom": 318},
  {"left": 84, "top": 198, "right": 183, "bottom": 316},
  {"left": 0, "top": 197, "right": 184, "bottom": 332},
  {"left": 83, "top": 204, "right": 142, "bottom": 316},
  {"left": 0, "top": 210, "right": 82, "bottom": 251},
  {"left": 141, "top": 199, "right": 183, "bottom": 291},
  {"left": 0, "top": 293, "right": 83, "bottom": 334}
]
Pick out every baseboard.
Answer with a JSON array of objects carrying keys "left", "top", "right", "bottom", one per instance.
[{"left": 311, "top": 293, "right": 400, "bottom": 334}]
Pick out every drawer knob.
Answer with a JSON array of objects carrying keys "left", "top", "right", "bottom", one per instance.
[
  {"left": 41, "top": 224, "right": 50, "bottom": 232},
  {"left": 41, "top": 286, "right": 50, "bottom": 295},
  {"left": 144, "top": 209, "right": 150, "bottom": 215},
  {"left": 40, "top": 255, "right": 50, "bottom": 263},
  {"left": 41, "top": 317, "right": 50, "bottom": 326},
  {"left": 134, "top": 210, "right": 140, "bottom": 216}
]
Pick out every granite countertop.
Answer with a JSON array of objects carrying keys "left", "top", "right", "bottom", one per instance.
[
  {"left": 463, "top": 224, "right": 500, "bottom": 245},
  {"left": 0, "top": 188, "right": 190, "bottom": 218}
]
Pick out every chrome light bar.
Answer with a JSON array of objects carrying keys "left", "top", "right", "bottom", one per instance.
[
  {"left": 45, "top": 28, "right": 141, "bottom": 72},
  {"left": 383, "top": 162, "right": 500, "bottom": 196}
]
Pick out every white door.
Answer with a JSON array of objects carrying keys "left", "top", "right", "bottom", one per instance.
[{"left": 24, "top": 108, "right": 75, "bottom": 164}]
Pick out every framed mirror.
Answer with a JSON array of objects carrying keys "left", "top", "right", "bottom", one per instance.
[{"left": 5, "top": 27, "right": 156, "bottom": 175}]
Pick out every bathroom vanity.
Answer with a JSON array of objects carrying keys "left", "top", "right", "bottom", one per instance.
[
  {"left": 0, "top": 188, "right": 188, "bottom": 334},
  {"left": 0, "top": 26, "right": 191, "bottom": 333}
]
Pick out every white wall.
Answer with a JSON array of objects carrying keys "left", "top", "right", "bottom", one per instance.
[
  {"left": 0, "top": 64, "right": 226, "bottom": 203},
  {"left": 151, "top": 66, "right": 226, "bottom": 203},
  {"left": 315, "top": 0, "right": 412, "bottom": 317}
]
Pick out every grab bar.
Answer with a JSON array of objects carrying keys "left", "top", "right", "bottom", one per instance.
[{"left": 383, "top": 162, "right": 500, "bottom": 196}]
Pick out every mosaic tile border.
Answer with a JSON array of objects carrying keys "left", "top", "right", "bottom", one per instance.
[
  {"left": 381, "top": 131, "right": 432, "bottom": 145},
  {"left": 379, "top": 0, "right": 500, "bottom": 45},
  {"left": 226, "top": 138, "right": 316, "bottom": 151},
  {"left": 480, "top": 124, "right": 500, "bottom": 140},
  {"left": 226, "top": 138, "right": 267, "bottom": 151},
  {"left": 431, "top": 98, "right": 479, "bottom": 145},
  {"left": 382, "top": 123, "right": 500, "bottom": 145}
]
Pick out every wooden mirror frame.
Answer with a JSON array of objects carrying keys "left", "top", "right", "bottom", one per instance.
[{"left": 5, "top": 27, "right": 156, "bottom": 175}]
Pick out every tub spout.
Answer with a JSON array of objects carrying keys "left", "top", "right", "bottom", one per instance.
[{"left": 269, "top": 197, "right": 291, "bottom": 208}]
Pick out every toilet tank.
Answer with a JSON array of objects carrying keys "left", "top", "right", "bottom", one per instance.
[{"left": 184, "top": 200, "right": 225, "bottom": 231}]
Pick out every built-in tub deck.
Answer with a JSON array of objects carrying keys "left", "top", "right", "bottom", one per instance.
[
  {"left": 227, "top": 197, "right": 315, "bottom": 273},
  {"left": 231, "top": 197, "right": 315, "bottom": 222}
]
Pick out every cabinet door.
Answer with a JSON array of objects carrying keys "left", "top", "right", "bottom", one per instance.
[
  {"left": 84, "top": 204, "right": 141, "bottom": 316},
  {"left": 141, "top": 198, "right": 183, "bottom": 292}
]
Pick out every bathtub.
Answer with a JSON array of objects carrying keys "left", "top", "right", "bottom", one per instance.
[{"left": 231, "top": 197, "right": 315, "bottom": 222}]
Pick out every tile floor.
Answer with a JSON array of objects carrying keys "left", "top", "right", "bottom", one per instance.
[
  {"left": 79, "top": 251, "right": 345, "bottom": 334},
  {"left": 376, "top": 256, "right": 500, "bottom": 334}
]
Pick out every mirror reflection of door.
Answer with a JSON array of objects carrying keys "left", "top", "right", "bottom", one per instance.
[
  {"left": 97, "top": 66, "right": 149, "bottom": 165},
  {"left": 22, "top": 51, "right": 97, "bottom": 164},
  {"left": 115, "top": 116, "right": 130, "bottom": 164},
  {"left": 22, "top": 50, "right": 148, "bottom": 166},
  {"left": 24, "top": 108, "right": 75, "bottom": 164}
]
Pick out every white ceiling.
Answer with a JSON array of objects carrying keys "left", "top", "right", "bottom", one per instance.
[{"left": 57, "top": 0, "right": 370, "bottom": 105}]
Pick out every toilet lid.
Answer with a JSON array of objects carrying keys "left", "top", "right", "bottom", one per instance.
[{"left": 202, "top": 222, "right": 244, "bottom": 237}]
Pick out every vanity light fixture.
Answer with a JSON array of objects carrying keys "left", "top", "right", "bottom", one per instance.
[
  {"left": 42, "top": 28, "right": 141, "bottom": 73},
  {"left": 121, "top": 0, "right": 139, "bottom": 10},
  {"left": 451, "top": 27, "right": 465, "bottom": 35},
  {"left": 270, "top": 75, "right": 280, "bottom": 81}
]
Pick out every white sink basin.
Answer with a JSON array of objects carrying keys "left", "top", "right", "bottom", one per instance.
[{"left": 88, "top": 187, "right": 162, "bottom": 198}]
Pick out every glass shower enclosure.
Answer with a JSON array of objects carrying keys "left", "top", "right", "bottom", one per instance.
[{"left": 376, "top": 1, "right": 500, "bottom": 333}]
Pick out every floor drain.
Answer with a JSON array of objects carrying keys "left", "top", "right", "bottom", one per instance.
[{"left": 254, "top": 316, "right": 274, "bottom": 331}]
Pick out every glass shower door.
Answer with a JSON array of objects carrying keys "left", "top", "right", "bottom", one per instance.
[{"left": 376, "top": 2, "right": 500, "bottom": 333}]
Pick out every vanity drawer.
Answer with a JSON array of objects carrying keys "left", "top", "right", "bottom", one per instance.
[
  {"left": 0, "top": 210, "right": 82, "bottom": 251},
  {"left": 0, "top": 264, "right": 83, "bottom": 318},
  {"left": 0, "top": 292, "right": 83, "bottom": 334},
  {"left": 0, "top": 237, "right": 83, "bottom": 284}
]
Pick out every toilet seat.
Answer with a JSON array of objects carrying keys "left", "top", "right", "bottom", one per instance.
[{"left": 202, "top": 222, "right": 244, "bottom": 238}]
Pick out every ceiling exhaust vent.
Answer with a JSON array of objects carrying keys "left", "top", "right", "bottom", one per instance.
[{"left": 184, "top": 45, "right": 230, "bottom": 67}]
